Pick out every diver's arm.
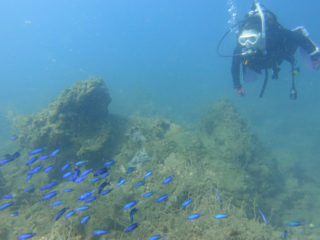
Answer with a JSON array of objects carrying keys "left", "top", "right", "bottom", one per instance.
[{"left": 292, "top": 27, "right": 319, "bottom": 58}]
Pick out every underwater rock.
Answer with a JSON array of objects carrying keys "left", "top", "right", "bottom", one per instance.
[
  {"left": 14, "top": 78, "right": 114, "bottom": 164},
  {"left": 125, "top": 126, "right": 146, "bottom": 144},
  {"left": 127, "top": 149, "right": 150, "bottom": 168},
  {"left": 201, "top": 98, "right": 255, "bottom": 165},
  {"left": 201, "top": 98, "right": 283, "bottom": 209}
]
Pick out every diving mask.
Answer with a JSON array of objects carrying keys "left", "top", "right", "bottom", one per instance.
[{"left": 238, "top": 30, "right": 261, "bottom": 48}]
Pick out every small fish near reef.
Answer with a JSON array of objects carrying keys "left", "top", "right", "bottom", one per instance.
[
  {"left": 281, "top": 230, "right": 288, "bottom": 239},
  {"left": 41, "top": 191, "right": 58, "bottom": 201},
  {"left": 258, "top": 209, "right": 268, "bottom": 225},
  {"left": 148, "top": 234, "right": 166, "bottom": 240},
  {"left": 17, "top": 232, "right": 36, "bottom": 239},
  {"left": 156, "top": 194, "right": 168, "bottom": 203},
  {"left": 54, "top": 207, "right": 68, "bottom": 221},
  {"left": 93, "top": 230, "right": 110, "bottom": 236},
  {"left": 80, "top": 215, "right": 91, "bottom": 224},
  {"left": 0, "top": 201, "right": 13, "bottom": 210},
  {"left": 124, "top": 222, "right": 139, "bottom": 233},
  {"left": 181, "top": 199, "right": 192, "bottom": 208},
  {"left": 130, "top": 207, "right": 138, "bottom": 223},
  {"left": 187, "top": 213, "right": 204, "bottom": 220},
  {"left": 123, "top": 200, "right": 137, "bottom": 210},
  {"left": 214, "top": 213, "right": 229, "bottom": 219},
  {"left": 162, "top": 176, "right": 172, "bottom": 184},
  {"left": 28, "top": 148, "right": 43, "bottom": 155}
]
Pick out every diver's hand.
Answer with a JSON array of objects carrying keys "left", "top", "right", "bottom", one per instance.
[
  {"left": 236, "top": 87, "right": 245, "bottom": 96},
  {"left": 311, "top": 52, "right": 320, "bottom": 70},
  {"left": 312, "top": 59, "right": 320, "bottom": 70}
]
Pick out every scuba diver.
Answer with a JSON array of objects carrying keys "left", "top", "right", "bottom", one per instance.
[{"left": 218, "top": 2, "right": 320, "bottom": 99}]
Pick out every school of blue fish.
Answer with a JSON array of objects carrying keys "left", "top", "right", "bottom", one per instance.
[{"left": 0, "top": 136, "right": 303, "bottom": 239}]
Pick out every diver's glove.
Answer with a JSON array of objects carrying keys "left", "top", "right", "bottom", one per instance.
[
  {"left": 310, "top": 51, "right": 320, "bottom": 70},
  {"left": 236, "top": 87, "right": 246, "bottom": 96}
]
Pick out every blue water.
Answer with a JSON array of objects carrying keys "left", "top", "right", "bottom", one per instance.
[{"left": 1, "top": 0, "right": 320, "bottom": 238}]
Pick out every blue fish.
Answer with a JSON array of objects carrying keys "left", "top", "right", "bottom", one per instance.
[
  {"left": 80, "top": 215, "right": 91, "bottom": 224},
  {"left": 258, "top": 209, "right": 268, "bottom": 225},
  {"left": 148, "top": 234, "right": 166, "bottom": 240},
  {"left": 22, "top": 186, "right": 34, "bottom": 193},
  {"left": 126, "top": 167, "right": 135, "bottom": 174},
  {"left": 28, "top": 165, "right": 42, "bottom": 175},
  {"left": 0, "top": 158, "right": 9, "bottom": 165},
  {"left": 75, "top": 160, "right": 86, "bottom": 166},
  {"left": 187, "top": 213, "right": 204, "bottom": 220},
  {"left": 90, "top": 177, "right": 100, "bottom": 183},
  {"left": 181, "top": 199, "right": 192, "bottom": 208},
  {"left": 11, "top": 211, "right": 19, "bottom": 217},
  {"left": 130, "top": 207, "right": 138, "bottom": 223},
  {"left": 123, "top": 200, "right": 137, "bottom": 210},
  {"left": 124, "top": 222, "right": 139, "bottom": 233},
  {"left": 10, "top": 134, "right": 17, "bottom": 141},
  {"left": 2, "top": 194, "right": 14, "bottom": 199},
  {"left": 80, "top": 169, "right": 91, "bottom": 177},
  {"left": 104, "top": 160, "right": 115, "bottom": 166},
  {"left": 54, "top": 207, "right": 68, "bottom": 221},
  {"left": 43, "top": 165, "right": 54, "bottom": 173},
  {"left": 94, "top": 167, "right": 108, "bottom": 177},
  {"left": 78, "top": 191, "right": 95, "bottom": 201},
  {"left": 117, "top": 177, "right": 126, "bottom": 186},
  {"left": 75, "top": 205, "right": 90, "bottom": 211},
  {"left": 38, "top": 155, "right": 48, "bottom": 161},
  {"left": 62, "top": 188, "right": 73, "bottom": 193},
  {"left": 54, "top": 207, "right": 66, "bottom": 221},
  {"left": 26, "top": 156, "right": 38, "bottom": 165},
  {"left": 285, "top": 221, "right": 303, "bottom": 227},
  {"left": 25, "top": 175, "right": 32, "bottom": 181},
  {"left": 144, "top": 171, "right": 153, "bottom": 178},
  {"left": 29, "top": 148, "right": 43, "bottom": 155},
  {"left": 156, "top": 194, "right": 168, "bottom": 203},
  {"left": 50, "top": 149, "right": 60, "bottom": 157},
  {"left": 72, "top": 169, "right": 80, "bottom": 178},
  {"left": 100, "top": 188, "right": 113, "bottom": 196},
  {"left": 135, "top": 180, "right": 145, "bottom": 187},
  {"left": 62, "top": 171, "right": 72, "bottom": 179},
  {"left": 162, "top": 176, "right": 172, "bottom": 184},
  {"left": 214, "top": 213, "right": 229, "bottom": 219},
  {"left": 65, "top": 210, "right": 75, "bottom": 218},
  {"left": 98, "top": 182, "right": 109, "bottom": 194},
  {"left": 41, "top": 191, "right": 58, "bottom": 201},
  {"left": 85, "top": 196, "right": 97, "bottom": 203},
  {"left": 93, "top": 230, "right": 110, "bottom": 236},
  {"left": 0, "top": 201, "right": 13, "bottom": 210},
  {"left": 61, "top": 163, "right": 70, "bottom": 172},
  {"left": 143, "top": 192, "right": 153, "bottom": 198},
  {"left": 68, "top": 170, "right": 80, "bottom": 181},
  {"left": 51, "top": 201, "right": 63, "bottom": 207},
  {"left": 74, "top": 176, "right": 85, "bottom": 184},
  {"left": 282, "top": 230, "right": 288, "bottom": 239},
  {"left": 40, "top": 181, "right": 57, "bottom": 191},
  {"left": 101, "top": 172, "right": 109, "bottom": 178},
  {"left": 17, "top": 232, "right": 35, "bottom": 239}
]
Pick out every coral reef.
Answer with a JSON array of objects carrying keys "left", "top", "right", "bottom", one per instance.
[
  {"left": 6, "top": 83, "right": 291, "bottom": 239},
  {"left": 201, "top": 98, "right": 284, "bottom": 212},
  {"left": 13, "top": 78, "right": 118, "bottom": 168}
]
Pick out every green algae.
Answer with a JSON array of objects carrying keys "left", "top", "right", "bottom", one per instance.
[{"left": 1, "top": 79, "right": 310, "bottom": 239}]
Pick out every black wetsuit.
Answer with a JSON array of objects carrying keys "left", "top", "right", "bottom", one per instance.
[{"left": 231, "top": 8, "right": 319, "bottom": 91}]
